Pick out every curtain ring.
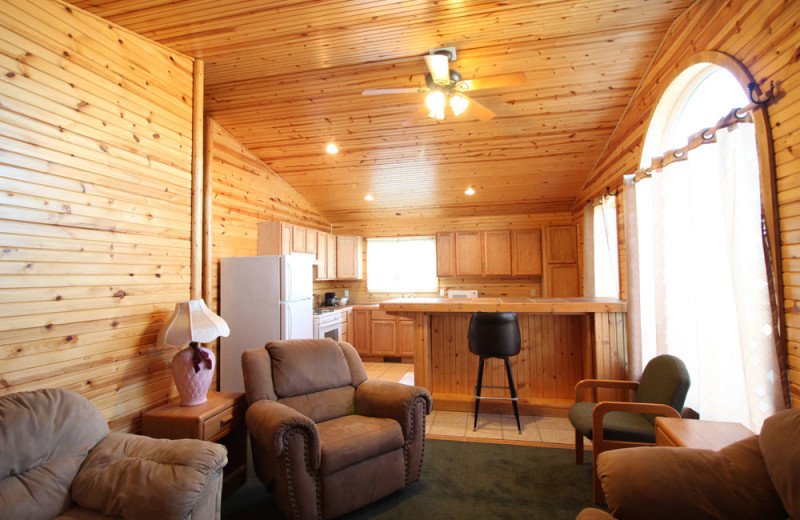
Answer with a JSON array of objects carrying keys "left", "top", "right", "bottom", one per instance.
[
  {"left": 734, "top": 108, "right": 747, "bottom": 119},
  {"left": 702, "top": 129, "right": 715, "bottom": 140},
  {"left": 673, "top": 150, "right": 685, "bottom": 159}
]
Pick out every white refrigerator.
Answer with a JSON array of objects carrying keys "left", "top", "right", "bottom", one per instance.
[{"left": 219, "top": 254, "right": 314, "bottom": 393}]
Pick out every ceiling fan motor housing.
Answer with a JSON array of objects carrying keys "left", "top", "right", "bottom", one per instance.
[{"left": 425, "top": 69, "right": 463, "bottom": 89}]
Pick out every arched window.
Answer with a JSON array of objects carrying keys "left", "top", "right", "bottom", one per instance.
[{"left": 627, "top": 56, "right": 784, "bottom": 431}]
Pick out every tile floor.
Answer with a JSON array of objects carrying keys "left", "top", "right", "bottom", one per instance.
[{"left": 363, "top": 361, "right": 583, "bottom": 448}]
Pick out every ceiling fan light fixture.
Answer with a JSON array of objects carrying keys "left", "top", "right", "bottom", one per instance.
[
  {"left": 325, "top": 143, "right": 339, "bottom": 154},
  {"left": 465, "top": 187, "right": 476, "bottom": 195},
  {"left": 364, "top": 194, "right": 374, "bottom": 201},
  {"left": 425, "top": 90, "right": 446, "bottom": 120},
  {"left": 424, "top": 54, "right": 451, "bottom": 86},
  {"left": 450, "top": 94, "right": 469, "bottom": 116}
]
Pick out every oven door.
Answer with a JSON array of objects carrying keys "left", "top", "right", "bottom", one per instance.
[{"left": 316, "top": 317, "right": 343, "bottom": 342}]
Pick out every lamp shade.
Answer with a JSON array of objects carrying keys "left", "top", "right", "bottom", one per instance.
[{"left": 158, "top": 299, "right": 230, "bottom": 348}]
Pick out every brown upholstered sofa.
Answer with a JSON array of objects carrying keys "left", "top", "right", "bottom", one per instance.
[
  {"left": 241, "top": 338, "right": 433, "bottom": 520},
  {"left": 577, "top": 408, "right": 800, "bottom": 520},
  {"left": 0, "top": 388, "right": 228, "bottom": 520}
]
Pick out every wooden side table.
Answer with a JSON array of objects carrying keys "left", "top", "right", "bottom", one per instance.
[
  {"left": 142, "top": 391, "right": 247, "bottom": 497},
  {"left": 655, "top": 417, "right": 754, "bottom": 450}
]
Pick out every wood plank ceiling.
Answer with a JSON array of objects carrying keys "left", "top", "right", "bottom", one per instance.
[{"left": 67, "top": 0, "right": 693, "bottom": 225}]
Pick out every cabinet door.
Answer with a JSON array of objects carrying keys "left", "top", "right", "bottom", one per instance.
[
  {"left": 326, "top": 234, "right": 337, "bottom": 279},
  {"left": 512, "top": 229, "right": 543, "bottom": 275},
  {"left": 436, "top": 232, "right": 456, "bottom": 276},
  {"left": 292, "top": 225, "right": 306, "bottom": 253},
  {"left": 546, "top": 226, "right": 577, "bottom": 263},
  {"left": 482, "top": 230, "right": 512, "bottom": 276},
  {"left": 398, "top": 319, "right": 415, "bottom": 357},
  {"left": 371, "top": 319, "right": 397, "bottom": 355},
  {"left": 341, "top": 309, "right": 350, "bottom": 343},
  {"left": 315, "top": 232, "right": 328, "bottom": 280},
  {"left": 455, "top": 231, "right": 482, "bottom": 275},
  {"left": 280, "top": 223, "right": 293, "bottom": 255},
  {"left": 305, "top": 229, "right": 317, "bottom": 254},
  {"left": 352, "top": 310, "right": 370, "bottom": 355},
  {"left": 548, "top": 264, "right": 579, "bottom": 297},
  {"left": 336, "top": 235, "right": 361, "bottom": 279},
  {"left": 257, "top": 221, "right": 283, "bottom": 255}
]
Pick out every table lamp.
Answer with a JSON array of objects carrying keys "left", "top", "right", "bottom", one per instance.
[{"left": 157, "top": 299, "right": 230, "bottom": 406}]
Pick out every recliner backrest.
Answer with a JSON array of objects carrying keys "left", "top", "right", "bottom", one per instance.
[{"left": 635, "top": 354, "right": 691, "bottom": 424}]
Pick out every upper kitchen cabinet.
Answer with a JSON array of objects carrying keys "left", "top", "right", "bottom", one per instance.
[
  {"left": 336, "top": 235, "right": 363, "bottom": 280},
  {"left": 482, "top": 230, "right": 512, "bottom": 276},
  {"left": 435, "top": 232, "right": 456, "bottom": 277},
  {"left": 257, "top": 221, "right": 292, "bottom": 255},
  {"left": 315, "top": 231, "right": 328, "bottom": 280},
  {"left": 512, "top": 229, "right": 543, "bottom": 276},
  {"left": 305, "top": 228, "right": 317, "bottom": 254},
  {"left": 291, "top": 225, "right": 306, "bottom": 253},
  {"left": 455, "top": 231, "right": 482, "bottom": 276},
  {"left": 544, "top": 225, "right": 579, "bottom": 297},
  {"left": 326, "top": 233, "right": 337, "bottom": 279}
]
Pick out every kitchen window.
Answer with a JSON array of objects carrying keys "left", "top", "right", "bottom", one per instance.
[{"left": 366, "top": 237, "right": 438, "bottom": 293}]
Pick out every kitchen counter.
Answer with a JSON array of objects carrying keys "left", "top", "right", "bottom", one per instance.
[{"left": 378, "top": 297, "right": 628, "bottom": 416}]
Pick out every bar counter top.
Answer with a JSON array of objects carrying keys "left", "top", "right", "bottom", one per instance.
[{"left": 379, "top": 296, "right": 626, "bottom": 314}]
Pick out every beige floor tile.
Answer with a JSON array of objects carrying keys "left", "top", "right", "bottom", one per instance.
[
  {"left": 465, "top": 426, "right": 505, "bottom": 439},
  {"left": 539, "top": 427, "right": 575, "bottom": 445},
  {"left": 434, "top": 411, "right": 469, "bottom": 424},
  {"left": 430, "top": 422, "right": 467, "bottom": 436},
  {"left": 535, "top": 416, "right": 572, "bottom": 430}
]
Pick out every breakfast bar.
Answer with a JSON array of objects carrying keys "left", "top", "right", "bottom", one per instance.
[{"left": 379, "top": 297, "right": 628, "bottom": 416}]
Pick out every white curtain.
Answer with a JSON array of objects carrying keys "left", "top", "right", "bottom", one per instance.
[
  {"left": 628, "top": 122, "right": 784, "bottom": 432},
  {"left": 584, "top": 196, "right": 619, "bottom": 298}
]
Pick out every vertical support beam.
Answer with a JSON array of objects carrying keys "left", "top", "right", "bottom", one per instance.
[
  {"left": 190, "top": 59, "right": 204, "bottom": 300},
  {"left": 413, "top": 312, "right": 432, "bottom": 389},
  {"left": 202, "top": 116, "right": 214, "bottom": 307}
]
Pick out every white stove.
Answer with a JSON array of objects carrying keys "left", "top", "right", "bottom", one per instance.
[{"left": 313, "top": 307, "right": 344, "bottom": 341}]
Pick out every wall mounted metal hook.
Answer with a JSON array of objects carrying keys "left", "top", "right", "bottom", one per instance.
[{"left": 748, "top": 80, "right": 774, "bottom": 105}]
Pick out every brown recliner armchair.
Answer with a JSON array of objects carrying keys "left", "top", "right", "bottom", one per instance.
[
  {"left": 576, "top": 408, "right": 800, "bottom": 520},
  {"left": 241, "top": 338, "right": 432, "bottom": 520}
]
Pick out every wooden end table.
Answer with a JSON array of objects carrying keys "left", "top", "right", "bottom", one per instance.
[
  {"left": 655, "top": 417, "right": 754, "bottom": 450},
  {"left": 142, "top": 391, "right": 247, "bottom": 497}
]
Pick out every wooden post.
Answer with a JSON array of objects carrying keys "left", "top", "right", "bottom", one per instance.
[
  {"left": 191, "top": 59, "right": 204, "bottom": 300},
  {"left": 203, "top": 116, "right": 214, "bottom": 307}
]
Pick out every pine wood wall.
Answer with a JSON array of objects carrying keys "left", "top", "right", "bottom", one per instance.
[
  {"left": 577, "top": 0, "right": 800, "bottom": 405},
  {"left": 0, "top": 0, "right": 196, "bottom": 431},
  {"left": 207, "top": 117, "right": 330, "bottom": 313}
]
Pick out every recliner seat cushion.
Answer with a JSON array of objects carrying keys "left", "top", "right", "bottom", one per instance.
[
  {"left": 279, "top": 386, "right": 356, "bottom": 423},
  {"left": 268, "top": 339, "right": 351, "bottom": 397},
  {"left": 316, "top": 415, "right": 404, "bottom": 475},
  {"left": 569, "top": 402, "right": 656, "bottom": 443},
  {"left": 0, "top": 388, "right": 109, "bottom": 520}
]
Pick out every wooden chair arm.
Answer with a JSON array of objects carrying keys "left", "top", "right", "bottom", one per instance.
[
  {"left": 591, "top": 402, "right": 681, "bottom": 445},
  {"left": 574, "top": 379, "right": 639, "bottom": 402}
]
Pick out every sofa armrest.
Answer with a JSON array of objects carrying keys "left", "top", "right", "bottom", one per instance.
[
  {"left": 597, "top": 436, "right": 787, "bottom": 520},
  {"left": 246, "top": 399, "right": 321, "bottom": 472},
  {"left": 355, "top": 380, "right": 432, "bottom": 441},
  {"left": 576, "top": 508, "right": 615, "bottom": 520},
  {"left": 71, "top": 432, "right": 227, "bottom": 520}
]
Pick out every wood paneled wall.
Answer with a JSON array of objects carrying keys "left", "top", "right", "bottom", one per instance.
[
  {"left": 0, "top": 0, "right": 195, "bottom": 431},
  {"left": 207, "top": 117, "right": 330, "bottom": 312},
  {"left": 316, "top": 213, "right": 575, "bottom": 303},
  {"left": 577, "top": 0, "right": 800, "bottom": 404}
]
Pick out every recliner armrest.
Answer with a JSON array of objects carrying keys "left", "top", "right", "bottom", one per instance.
[
  {"left": 355, "top": 380, "right": 432, "bottom": 441},
  {"left": 246, "top": 399, "right": 321, "bottom": 471},
  {"left": 71, "top": 432, "right": 227, "bottom": 520}
]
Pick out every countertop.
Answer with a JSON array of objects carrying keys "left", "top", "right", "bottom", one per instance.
[{"left": 378, "top": 297, "right": 627, "bottom": 314}]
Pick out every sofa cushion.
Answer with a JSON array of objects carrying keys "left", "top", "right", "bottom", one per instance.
[
  {"left": 279, "top": 386, "right": 356, "bottom": 423},
  {"left": 759, "top": 408, "right": 800, "bottom": 519},
  {"left": 569, "top": 402, "right": 656, "bottom": 443},
  {"left": 71, "top": 432, "right": 227, "bottom": 520},
  {"left": 0, "top": 388, "right": 109, "bottom": 520},
  {"left": 317, "top": 415, "right": 404, "bottom": 475},
  {"left": 268, "top": 339, "right": 351, "bottom": 397},
  {"left": 597, "top": 436, "right": 786, "bottom": 520}
]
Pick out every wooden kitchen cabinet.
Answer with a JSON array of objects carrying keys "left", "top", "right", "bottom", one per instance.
[
  {"left": 436, "top": 232, "right": 456, "bottom": 276},
  {"left": 257, "top": 221, "right": 293, "bottom": 255},
  {"left": 482, "top": 230, "right": 512, "bottom": 276},
  {"left": 512, "top": 229, "right": 543, "bottom": 275},
  {"left": 326, "top": 233, "right": 337, "bottom": 279},
  {"left": 371, "top": 319, "right": 397, "bottom": 355},
  {"left": 336, "top": 235, "right": 362, "bottom": 279},
  {"left": 292, "top": 225, "right": 306, "bottom": 252},
  {"left": 397, "top": 318, "right": 415, "bottom": 356},
  {"left": 546, "top": 226, "right": 578, "bottom": 263},
  {"left": 352, "top": 309, "right": 370, "bottom": 356},
  {"left": 315, "top": 231, "right": 328, "bottom": 280},
  {"left": 455, "top": 231, "right": 482, "bottom": 276},
  {"left": 305, "top": 228, "right": 317, "bottom": 254},
  {"left": 547, "top": 264, "right": 579, "bottom": 297},
  {"left": 544, "top": 225, "right": 579, "bottom": 296}
]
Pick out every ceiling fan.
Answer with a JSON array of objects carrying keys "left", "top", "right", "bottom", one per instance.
[{"left": 362, "top": 47, "right": 527, "bottom": 125}]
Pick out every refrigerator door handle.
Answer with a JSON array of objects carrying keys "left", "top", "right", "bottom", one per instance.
[
  {"left": 285, "top": 260, "right": 293, "bottom": 300},
  {"left": 286, "top": 303, "right": 292, "bottom": 338}
]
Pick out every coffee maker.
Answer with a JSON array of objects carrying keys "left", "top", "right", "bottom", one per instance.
[{"left": 324, "top": 292, "right": 337, "bottom": 306}]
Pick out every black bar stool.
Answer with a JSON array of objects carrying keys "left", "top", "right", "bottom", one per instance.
[{"left": 468, "top": 311, "right": 522, "bottom": 433}]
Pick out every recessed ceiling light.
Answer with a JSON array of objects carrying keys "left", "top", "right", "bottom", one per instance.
[
  {"left": 326, "top": 143, "right": 339, "bottom": 154},
  {"left": 465, "top": 187, "right": 476, "bottom": 195},
  {"left": 364, "top": 194, "right": 374, "bottom": 201}
]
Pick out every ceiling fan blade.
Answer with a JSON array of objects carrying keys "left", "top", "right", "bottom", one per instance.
[
  {"left": 457, "top": 72, "right": 527, "bottom": 91},
  {"left": 362, "top": 87, "right": 427, "bottom": 95},
  {"left": 462, "top": 95, "right": 496, "bottom": 121},
  {"left": 403, "top": 102, "right": 430, "bottom": 126},
  {"left": 424, "top": 54, "right": 450, "bottom": 85}
]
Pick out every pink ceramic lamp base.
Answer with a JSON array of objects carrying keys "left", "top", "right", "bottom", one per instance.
[{"left": 171, "top": 345, "right": 215, "bottom": 406}]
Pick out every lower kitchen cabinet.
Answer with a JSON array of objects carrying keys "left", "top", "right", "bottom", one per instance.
[
  {"left": 350, "top": 308, "right": 414, "bottom": 359},
  {"left": 397, "top": 319, "right": 415, "bottom": 356},
  {"left": 352, "top": 309, "right": 370, "bottom": 356},
  {"left": 370, "top": 319, "right": 397, "bottom": 355}
]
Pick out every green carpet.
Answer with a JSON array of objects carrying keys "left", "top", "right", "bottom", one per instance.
[{"left": 222, "top": 439, "right": 603, "bottom": 519}]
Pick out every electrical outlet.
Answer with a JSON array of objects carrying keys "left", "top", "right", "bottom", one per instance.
[
  {"left": 440, "top": 289, "right": 445, "bottom": 297},
  {"left": 530, "top": 288, "right": 537, "bottom": 297},
  {"left": 344, "top": 289, "right": 349, "bottom": 297}
]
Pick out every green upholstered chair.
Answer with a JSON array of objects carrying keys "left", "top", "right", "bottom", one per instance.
[{"left": 569, "top": 354, "right": 690, "bottom": 504}]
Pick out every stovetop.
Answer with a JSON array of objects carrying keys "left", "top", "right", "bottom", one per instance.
[{"left": 313, "top": 306, "right": 339, "bottom": 315}]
